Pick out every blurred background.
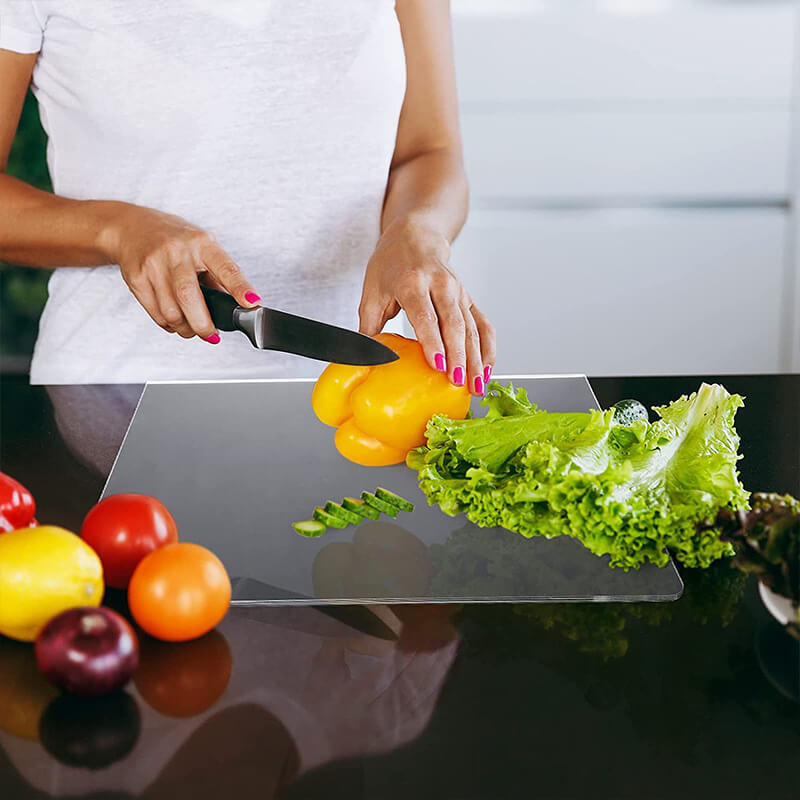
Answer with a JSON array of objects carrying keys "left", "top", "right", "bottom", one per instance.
[
  {"left": 1, "top": 0, "right": 798, "bottom": 376},
  {"left": 1, "top": 91, "right": 49, "bottom": 373}
]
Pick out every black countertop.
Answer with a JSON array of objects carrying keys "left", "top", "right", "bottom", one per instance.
[{"left": 0, "top": 374, "right": 798, "bottom": 799}]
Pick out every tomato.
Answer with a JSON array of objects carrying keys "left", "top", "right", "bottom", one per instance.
[
  {"left": 128, "top": 543, "right": 231, "bottom": 642},
  {"left": 135, "top": 630, "right": 232, "bottom": 717},
  {"left": 81, "top": 494, "right": 178, "bottom": 589}
]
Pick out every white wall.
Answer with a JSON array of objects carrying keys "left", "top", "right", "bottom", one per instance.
[{"left": 438, "top": 1, "right": 799, "bottom": 375}]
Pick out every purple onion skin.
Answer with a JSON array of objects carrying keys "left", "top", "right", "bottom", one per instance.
[{"left": 35, "top": 607, "right": 139, "bottom": 696}]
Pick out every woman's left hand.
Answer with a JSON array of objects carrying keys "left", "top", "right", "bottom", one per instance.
[{"left": 358, "top": 219, "right": 496, "bottom": 396}]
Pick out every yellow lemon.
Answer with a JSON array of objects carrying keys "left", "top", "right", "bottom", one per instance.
[{"left": 0, "top": 526, "right": 104, "bottom": 642}]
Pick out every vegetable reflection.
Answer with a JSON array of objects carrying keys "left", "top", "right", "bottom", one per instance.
[
  {"left": 38, "top": 692, "right": 141, "bottom": 769},
  {"left": 0, "top": 637, "right": 58, "bottom": 741},
  {"left": 312, "top": 521, "right": 432, "bottom": 599},
  {"left": 135, "top": 630, "right": 232, "bottom": 718},
  {"left": 459, "top": 560, "right": 747, "bottom": 662}
]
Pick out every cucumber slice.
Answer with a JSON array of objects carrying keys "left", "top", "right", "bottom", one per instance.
[
  {"left": 293, "top": 520, "right": 326, "bottom": 538},
  {"left": 361, "top": 491, "right": 399, "bottom": 518},
  {"left": 325, "top": 501, "right": 361, "bottom": 526},
  {"left": 342, "top": 497, "right": 380, "bottom": 520},
  {"left": 375, "top": 487, "right": 414, "bottom": 513},
  {"left": 313, "top": 507, "right": 348, "bottom": 529}
]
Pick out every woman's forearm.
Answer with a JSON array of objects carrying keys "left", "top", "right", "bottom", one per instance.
[
  {"left": 0, "top": 173, "right": 261, "bottom": 341},
  {"left": 0, "top": 174, "right": 122, "bottom": 267},
  {"left": 380, "top": 147, "right": 468, "bottom": 245},
  {"left": 361, "top": 142, "right": 494, "bottom": 397},
  {"left": 361, "top": 1, "right": 494, "bottom": 393}
]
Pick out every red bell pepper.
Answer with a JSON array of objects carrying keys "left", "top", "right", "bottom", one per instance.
[{"left": 0, "top": 471, "right": 37, "bottom": 532}]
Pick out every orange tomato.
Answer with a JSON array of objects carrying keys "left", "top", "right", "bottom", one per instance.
[
  {"left": 134, "top": 630, "right": 232, "bottom": 718},
  {"left": 128, "top": 543, "right": 231, "bottom": 642}
]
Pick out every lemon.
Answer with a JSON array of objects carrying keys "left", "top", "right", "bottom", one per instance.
[{"left": 0, "top": 526, "right": 104, "bottom": 642}]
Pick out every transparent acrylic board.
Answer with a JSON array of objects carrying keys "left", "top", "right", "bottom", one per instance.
[{"left": 102, "top": 377, "right": 683, "bottom": 604}]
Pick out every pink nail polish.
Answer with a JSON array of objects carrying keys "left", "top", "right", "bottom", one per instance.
[
  {"left": 204, "top": 333, "right": 220, "bottom": 344},
  {"left": 453, "top": 366, "right": 464, "bottom": 386},
  {"left": 434, "top": 353, "right": 446, "bottom": 372},
  {"left": 484, "top": 365, "right": 493, "bottom": 383},
  {"left": 244, "top": 291, "right": 261, "bottom": 304},
  {"left": 475, "top": 376, "right": 484, "bottom": 395}
]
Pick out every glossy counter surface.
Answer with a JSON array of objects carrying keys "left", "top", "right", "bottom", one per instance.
[{"left": 0, "top": 374, "right": 798, "bottom": 799}]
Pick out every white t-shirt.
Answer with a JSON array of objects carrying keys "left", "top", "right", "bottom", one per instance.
[{"left": 0, "top": 0, "right": 406, "bottom": 383}]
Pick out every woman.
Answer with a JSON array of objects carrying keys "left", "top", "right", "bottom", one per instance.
[{"left": 0, "top": 0, "right": 494, "bottom": 392}]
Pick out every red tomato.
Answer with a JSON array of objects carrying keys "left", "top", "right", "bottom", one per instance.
[
  {"left": 80, "top": 494, "right": 178, "bottom": 589},
  {"left": 128, "top": 543, "right": 231, "bottom": 642},
  {"left": 135, "top": 631, "right": 232, "bottom": 717}
]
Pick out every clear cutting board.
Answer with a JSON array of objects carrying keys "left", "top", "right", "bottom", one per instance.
[{"left": 102, "top": 376, "right": 683, "bottom": 604}]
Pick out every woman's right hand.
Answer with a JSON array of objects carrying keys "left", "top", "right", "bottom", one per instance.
[{"left": 101, "top": 204, "right": 261, "bottom": 342}]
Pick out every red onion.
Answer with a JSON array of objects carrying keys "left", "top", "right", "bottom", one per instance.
[{"left": 35, "top": 607, "right": 139, "bottom": 696}]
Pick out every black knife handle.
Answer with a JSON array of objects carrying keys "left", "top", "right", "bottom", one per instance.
[{"left": 200, "top": 285, "right": 239, "bottom": 331}]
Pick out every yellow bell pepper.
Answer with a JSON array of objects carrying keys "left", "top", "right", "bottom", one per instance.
[{"left": 312, "top": 333, "right": 471, "bottom": 466}]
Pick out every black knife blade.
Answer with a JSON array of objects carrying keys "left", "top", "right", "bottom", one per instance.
[{"left": 200, "top": 285, "right": 398, "bottom": 366}]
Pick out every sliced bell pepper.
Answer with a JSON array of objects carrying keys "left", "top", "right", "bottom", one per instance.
[
  {"left": 312, "top": 333, "right": 471, "bottom": 466},
  {"left": 0, "top": 471, "right": 37, "bottom": 533}
]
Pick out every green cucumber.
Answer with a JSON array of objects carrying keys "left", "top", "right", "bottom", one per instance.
[
  {"left": 361, "top": 491, "right": 399, "bottom": 518},
  {"left": 375, "top": 487, "right": 414, "bottom": 513},
  {"left": 313, "top": 507, "right": 348, "bottom": 529},
  {"left": 292, "top": 520, "right": 326, "bottom": 538},
  {"left": 342, "top": 497, "right": 380, "bottom": 520},
  {"left": 325, "top": 501, "right": 361, "bottom": 526}
]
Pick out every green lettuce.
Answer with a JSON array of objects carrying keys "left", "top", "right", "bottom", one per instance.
[{"left": 406, "top": 382, "right": 750, "bottom": 569}]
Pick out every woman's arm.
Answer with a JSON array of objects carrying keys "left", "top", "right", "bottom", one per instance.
[
  {"left": 0, "top": 52, "right": 115, "bottom": 267},
  {"left": 359, "top": 0, "right": 495, "bottom": 395},
  {"left": 0, "top": 49, "right": 260, "bottom": 343}
]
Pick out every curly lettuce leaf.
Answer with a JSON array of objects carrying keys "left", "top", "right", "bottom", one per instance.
[{"left": 407, "top": 382, "right": 749, "bottom": 569}]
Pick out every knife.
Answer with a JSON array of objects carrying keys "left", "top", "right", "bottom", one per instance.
[{"left": 200, "top": 285, "right": 398, "bottom": 366}]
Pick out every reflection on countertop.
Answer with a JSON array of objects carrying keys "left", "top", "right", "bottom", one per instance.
[{"left": 0, "top": 603, "right": 460, "bottom": 798}]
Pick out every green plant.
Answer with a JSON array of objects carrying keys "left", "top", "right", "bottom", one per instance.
[{"left": 1, "top": 90, "right": 52, "bottom": 361}]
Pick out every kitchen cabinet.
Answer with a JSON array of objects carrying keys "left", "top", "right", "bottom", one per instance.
[
  {"left": 461, "top": 110, "right": 790, "bottom": 201},
  {"left": 445, "top": 1, "right": 799, "bottom": 374},
  {"left": 451, "top": 208, "right": 787, "bottom": 376},
  {"left": 453, "top": 6, "right": 793, "bottom": 103}
]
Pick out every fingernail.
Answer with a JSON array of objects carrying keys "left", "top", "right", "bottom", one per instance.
[
  {"left": 475, "top": 376, "right": 484, "bottom": 395},
  {"left": 484, "top": 365, "right": 493, "bottom": 383},
  {"left": 204, "top": 333, "right": 220, "bottom": 344},
  {"left": 244, "top": 291, "right": 261, "bottom": 304},
  {"left": 434, "top": 353, "right": 446, "bottom": 372},
  {"left": 453, "top": 366, "right": 464, "bottom": 386}
]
